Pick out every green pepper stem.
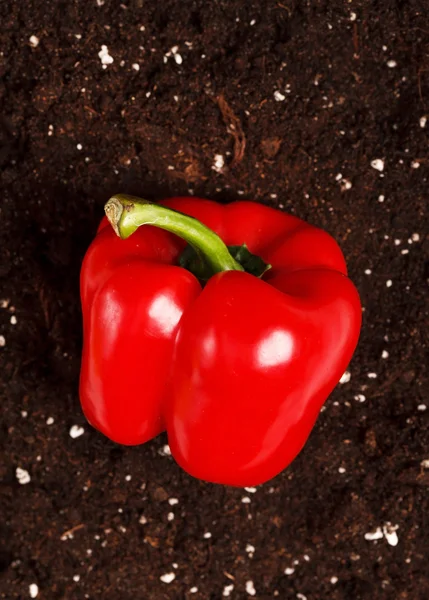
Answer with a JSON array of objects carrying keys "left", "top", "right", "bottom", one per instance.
[{"left": 104, "top": 194, "right": 244, "bottom": 278}]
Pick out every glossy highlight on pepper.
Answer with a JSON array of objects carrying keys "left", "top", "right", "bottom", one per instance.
[{"left": 80, "top": 195, "right": 361, "bottom": 486}]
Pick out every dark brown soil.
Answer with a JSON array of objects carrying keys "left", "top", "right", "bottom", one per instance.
[{"left": 1, "top": 1, "right": 429, "bottom": 599}]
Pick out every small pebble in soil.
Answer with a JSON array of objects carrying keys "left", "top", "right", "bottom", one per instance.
[
  {"left": 73, "top": 575, "right": 80, "bottom": 582},
  {"left": 386, "top": 280, "right": 393, "bottom": 287},
  {"left": 98, "top": 45, "right": 114, "bottom": 68},
  {"left": 167, "top": 512, "right": 174, "bottom": 521},
  {"left": 29, "top": 36, "right": 39, "bottom": 48},
  {"left": 417, "top": 404, "right": 427, "bottom": 412},
  {"left": 16, "top": 467, "right": 31, "bottom": 485},
  {"left": 382, "top": 350, "right": 389, "bottom": 359},
  {"left": 0, "top": 335, "right": 5, "bottom": 347},
  {"left": 364, "top": 527, "right": 384, "bottom": 541},
  {"left": 246, "top": 544, "right": 255, "bottom": 556},
  {"left": 125, "top": 474, "right": 131, "bottom": 481},
  {"left": 420, "top": 459, "right": 429, "bottom": 469},
  {"left": 132, "top": 63, "right": 140, "bottom": 71},
  {"left": 244, "top": 487, "right": 257, "bottom": 493},
  {"left": 29, "top": 583, "right": 39, "bottom": 598},
  {"left": 420, "top": 116, "right": 427, "bottom": 128},
  {"left": 331, "top": 576, "right": 338, "bottom": 584},
  {"left": 339, "top": 371, "right": 351, "bottom": 384},
  {"left": 285, "top": 567, "right": 295, "bottom": 575},
  {"left": 401, "top": 249, "right": 409, "bottom": 255},
  {"left": 338, "top": 467, "right": 346, "bottom": 474},
  {"left": 160, "top": 572, "right": 175, "bottom": 583},
  {"left": 212, "top": 154, "right": 225, "bottom": 173},
  {"left": 371, "top": 159, "right": 384, "bottom": 171},
  {"left": 274, "top": 91, "right": 286, "bottom": 101},
  {"left": 203, "top": 532, "right": 212, "bottom": 539},
  {"left": 164, "top": 45, "right": 183, "bottom": 65},
  {"left": 241, "top": 496, "right": 251, "bottom": 504},
  {"left": 223, "top": 584, "right": 234, "bottom": 597},
  {"left": 411, "top": 161, "right": 420, "bottom": 169},
  {"left": 190, "top": 588, "right": 198, "bottom": 594},
  {"left": 46, "top": 417, "right": 54, "bottom": 425},
  {"left": 367, "top": 372, "right": 377, "bottom": 379},
  {"left": 158, "top": 444, "right": 171, "bottom": 456},
  {"left": 350, "top": 12, "right": 357, "bottom": 21},
  {"left": 10, "top": 315, "right": 17, "bottom": 325},
  {"left": 296, "top": 594, "right": 307, "bottom": 600},
  {"left": 387, "top": 59, "right": 397, "bottom": 68},
  {"left": 69, "top": 425, "right": 85, "bottom": 438},
  {"left": 168, "top": 497, "right": 179, "bottom": 505},
  {"left": 365, "top": 268, "right": 372, "bottom": 275},
  {"left": 139, "top": 515, "right": 147, "bottom": 524},
  {"left": 246, "top": 580, "right": 256, "bottom": 596},
  {"left": 383, "top": 523, "right": 399, "bottom": 546}
]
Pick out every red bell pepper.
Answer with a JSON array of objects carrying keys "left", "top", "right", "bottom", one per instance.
[{"left": 80, "top": 195, "right": 361, "bottom": 486}]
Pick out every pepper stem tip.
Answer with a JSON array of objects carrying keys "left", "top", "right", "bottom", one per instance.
[{"left": 105, "top": 196, "right": 129, "bottom": 238}]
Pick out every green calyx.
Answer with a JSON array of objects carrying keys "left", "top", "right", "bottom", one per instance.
[
  {"left": 104, "top": 194, "right": 270, "bottom": 282},
  {"left": 179, "top": 243, "right": 271, "bottom": 281}
]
